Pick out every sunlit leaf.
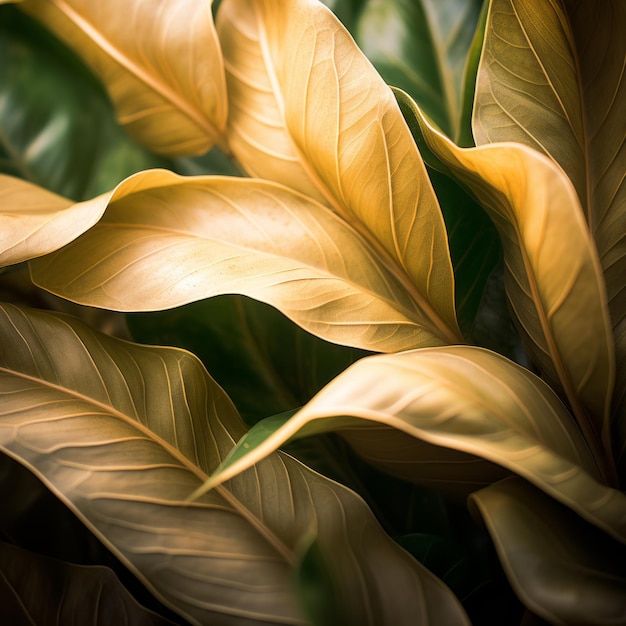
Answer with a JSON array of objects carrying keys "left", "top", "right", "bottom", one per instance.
[
  {"left": 30, "top": 169, "right": 450, "bottom": 352},
  {"left": 470, "top": 478, "right": 626, "bottom": 625},
  {"left": 0, "top": 303, "right": 470, "bottom": 626},
  {"left": 0, "top": 540, "right": 174, "bottom": 625},
  {"left": 404, "top": 96, "right": 615, "bottom": 470},
  {"left": 197, "top": 346, "right": 626, "bottom": 543},
  {"left": 0, "top": 7, "right": 168, "bottom": 199},
  {"left": 473, "top": 0, "right": 626, "bottom": 336},
  {"left": 127, "top": 295, "right": 368, "bottom": 425},
  {"left": 355, "top": 0, "right": 483, "bottom": 142},
  {"left": 18, "top": 0, "right": 228, "bottom": 156},
  {"left": 217, "top": 0, "right": 461, "bottom": 344}
]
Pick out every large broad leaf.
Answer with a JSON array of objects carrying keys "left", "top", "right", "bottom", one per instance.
[
  {"left": 128, "top": 295, "right": 368, "bottom": 425},
  {"left": 402, "top": 95, "right": 616, "bottom": 475},
  {"left": 470, "top": 478, "right": 626, "bottom": 625},
  {"left": 30, "top": 169, "right": 450, "bottom": 352},
  {"left": 17, "top": 0, "right": 228, "bottom": 156},
  {"left": 0, "top": 540, "right": 175, "bottom": 625},
  {"left": 197, "top": 346, "right": 626, "bottom": 544},
  {"left": 0, "top": 303, "right": 470, "bottom": 626},
  {"left": 0, "top": 7, "right": 168, "bottom": 200},
  {"left": 355, "top": 0, "right": 483, "bottom": 143},
  {"left": 216, "top": 0, "right": 461, "bottom": 345},
  {"left": 473, "top": 0, "right": 626, "bottom": 336}
]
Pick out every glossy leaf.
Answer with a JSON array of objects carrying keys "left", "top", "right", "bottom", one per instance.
[
  {"left": 0, "top": 303, "right": 470, "bottom": 626},
  {"left": 473, "top": 0, "right": 626, "bottom": 336},
  {"left": 405, "top": 97, "right": 615, "bottom": 468},
  {"left": 197, "top": 346, "right": 626, "bottom": 543},
  {"left": 0, "top": 175, "right": 99, "bottom": 268},
  {"left": 0, "top": 7, "right": 168, "bottom": 199},
  {"left": 127, "top": 295, "right": 368, "bottom": 425},
  {"left": 30, "top": 170, "right": 449, "bottom": 352},
  {"left": 0, "top": 540, "right": 174, "bottom": 625},
  {"left": 471, "top": 478, "right": 626, "bottom": 625},
  {"left": 18, "top": 0, "right": 228, "bottom": 156},
  {"left": 217, "top": 0, "right": 461, "bottom": 344},
  {"left": 355, "top": 0, "right": 483, "bottom": 142}
]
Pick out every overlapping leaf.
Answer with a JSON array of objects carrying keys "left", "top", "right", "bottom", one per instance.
[
  {"left": 473, "top": 0, "right": 626, "bottom": 334},
  {"left": 404, "top": 96, "right": 615, "bottom": 468},
  {"left": 196, "top": 346, "right": 626, "bottom": 543},
  {"left": 0, "top": 303, "right": 470, "bottom": 626},
  {"left": 30, "top": 169, "right": 449, "bottom": 352},
  {"left": 471, "top": 478, "right": 626, "bottom": 624},
  {"left": 18, "top": 0, "right": 228, "bottom": 156},
  {"left": 216, "top": 0, "right": 461, "bottom": 344}
]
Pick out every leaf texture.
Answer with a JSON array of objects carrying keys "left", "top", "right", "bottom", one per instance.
[
  {"left": 0, "top": 303, "right": 470, "bottom": 626},
  {"left": 18, "top": 0, "right": 228, "bottom": 156},
  {"left": 198, "top": 346, "right": 626, "bottom": 544},
  {"left": 410, "top": 101, "right": 615, "bottom": 467},
  {"left": 473, "top": 0, "right": 626, "bottom": 337},
  {"left": 30, "top": 169, "right": 449, "bottom": 352},
  {"left": 217, "top": 0, "right": 461, "bottom": 344},
  {"left": 471, "top": 478, "right": 626, "bottom": 625}
]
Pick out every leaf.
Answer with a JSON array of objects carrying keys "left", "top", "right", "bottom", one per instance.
[
  {"left": 0, "top": 540, "right": 175, "bottom": 625},
  {"left": 0, "top": 303, "right": 470, "bottom": 626},
  {"left": 355, "top": 0, "right": 483, "bottom": 142},
  {"left": 0, "top": 7, "right": 169, "bottom": 199},
  {"left": 216, "top": 0, "right": 461, "bottom": 344},
  {"left": 470, "top": 478, "right": 626, "bottom": 625},
  {"left": 473, "top": 0, "right": 626, "bottom": 337},
  {"left": 30, "top": 169, "right": 450, "bottom": 352},
  {"left": 403, "top": 96, "right": 615, "bottom": 472},
  {"left": 18, "top": 0, "right": 228, "bottom": 156},
  {"left": 127, "top": 295, "right": 368, "bottom": 425},
  {"left": 0, "top": 175, "right": 104, "bottom": 268},
  {"left": 197, "top": 346, "right": 626, "bottom": 544}
]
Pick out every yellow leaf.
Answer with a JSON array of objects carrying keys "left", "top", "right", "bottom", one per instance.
[{"left": 19, "top": 0, "right": 228, "bottom": 156}]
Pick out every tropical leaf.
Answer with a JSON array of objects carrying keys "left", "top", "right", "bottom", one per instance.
[
  {"left": 196, "top": 346, "right": 626, "bottom": 543},
  {"left": 0, "top": 540, "right": 175, "bottom": 625},
  {"left": 470, "top": 477, "right": 626, "bottom": 625},
  {"left": 402, "top": 95, "right": 615, "bottom": 472},
  {"left": 473, "top": 0, "right": 626, "bottom": 336},
  {"left": 355, "top": 0, "right": 483, "bottom": 142},
  {"left": 216, "top": 0, "right": 461, "bottom": 344},
  {"left": 0, "top": 7, "right": 168, "bottom": 199},
  {"left": 127, "top": 295, "right": 368, "bottom": 425},
  {"left": 30, "top": 169, "right": 450, "bottom": 352},
  {"left": 18, "top": 0, "right": 228, "bottom": 156},
  {"left": 0, "top": 303, "right": 470, "bottom": 626}
]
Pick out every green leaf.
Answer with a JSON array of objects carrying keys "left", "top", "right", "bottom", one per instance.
[
  {"left": 355, "top": 0, "right": 483, "bottom": 142},
  {"left": 0, "top": 540, "right": 175, "bottom": 625},
  {"left": 197, "top": 346, "right": 626, "bottom": 544},
  {"left": 0, "top": 6, "right": 169, "bottom": 198},
  {"left": 18, "top": 0, "right": 228, "bottom": 156},
  {"left": 405, "top": 97, "right": 616, "bottom": 473},
  {"left": 470, "top": 478, "right": 626, "bottom": 625},
  {"left": 217, "top": 0, "right": 461, "bottom": 344},
  {"left": 473, "top": 0, "right": 626, "bottom": 337},
  {"left": 128, "top": 295, "right": 368, "bottom": 425},
  {"left": 30, "top": 170, "right": 450, "bottom": 352},
  {"left": 0, "top": 303, "right": 470, "bottom": 626}
]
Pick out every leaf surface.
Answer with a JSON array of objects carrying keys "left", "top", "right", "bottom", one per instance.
[
  {"left": 198, "top": 346, "right": 626, "bottom": 543},
  {"left": 30, "top": 170, "right": 449, "bottom": 352},
  {"left": 473, "top": 0, "right": 626, "bottom": 335},
  {"left": 0, "top": 303, "right": 469, "bottom": 626},
  {"left": 470, "top": 478, "right": 626, "bottom": 625},
  {"left": 0, "top": 540, "right": 174, "bottom": 625},
  {"left": 406, "top": 98, "right": 615, "bottom": 468},
  {"left": 217, "top": 0, "right": 460, "bottom": 344},
  {"left": 18, "top": 0, "right": 227, "bottom": 156}
]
